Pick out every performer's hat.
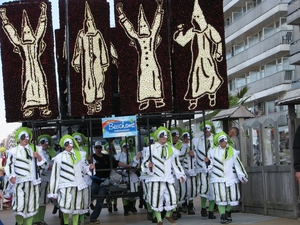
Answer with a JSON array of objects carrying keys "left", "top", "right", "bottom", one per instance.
[
  {"left": 170, "top": 127, "right": 182, "bottom": 137},
  {"left": 60, "top": 134, "right": 79, "bottom": 149},
  {"left": 15, "top": 127, "right": 32, "bottom": 142},
  {"left": 72, "top": 132, "right": 88, "bottom": 144},
  {"left": 37, "top": 134, "right": 53, "bottom": 146},
  {"left": 199, "top": 121, "right": 215, "bottom": 134},
  {"left": 155, "top": 127, "right": 170, "bottom": 140},
  {"left": 181, "top": 129, "right": 193, "bottom": 139},
  {"left": 213, "top": 131, "right": 229, "bottom": 146}
]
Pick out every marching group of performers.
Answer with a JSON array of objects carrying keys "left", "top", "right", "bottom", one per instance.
[{"left": 0, "top": 121, "right": 248, "bottom": 225}]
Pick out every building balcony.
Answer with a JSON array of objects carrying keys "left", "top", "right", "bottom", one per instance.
[
  {"left": 230, "top": 70, "right": 293, "bottom": 101},
  {"left": 225, "top": 0, "right": 289, "bottom": 46},
  {"left": 290, "top": 39, "right": 300, "bottom": 65},
  {"left": 227, "top": 30, "right": 291, "bottom": 78},
  {"left": 287, "top": 0, "right": 300, "bottom": 25},
  {"left": 223, "top": 0, "right": 244, "bottom": 14}
]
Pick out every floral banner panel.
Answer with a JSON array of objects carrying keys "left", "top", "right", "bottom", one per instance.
[
  {"left": 171, "top": 0, "right": 229, "bottom": 112},
  {"left": 62, "top": 0, "right": 113, "bottom": 117},
  {"left": 115, "top": 0, "right": 173, "bottom": 115},
  {"left": 0, "top": 1, "right": 59, "bottom": 122}
]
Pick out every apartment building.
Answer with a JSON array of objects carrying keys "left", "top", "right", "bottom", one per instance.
[{"left": 225, "top": 0, "right": 293, "bottom": 116}]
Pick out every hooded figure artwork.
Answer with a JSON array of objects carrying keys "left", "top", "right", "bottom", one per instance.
[
  {"left": 116, "top": 0, "right": 165, "bottom": 111},
  {"left": 0, "top": 3, "right": 52, "bottom": 118},
  {"left": 173, "top": 0, "right": 224, "bottom": 110},
  {"left": 72, "top": 2, "right": 109, "bottom": 115}
]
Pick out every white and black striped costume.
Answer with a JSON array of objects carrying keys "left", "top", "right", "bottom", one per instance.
[
  {"left": 174, "top": 141, "right": 189, "bottom": 204},
  {"left": 79, "top": 147, "right": 92, "bottom": 212},
  {"left": 39, "top": 147, "right": 53, "bottom": 206},
  {"left": 139, "top": 147, "right": 151, "bottom": 203},
  {"left": 142, "top": 142, "right": 186, "bottom": 212},
  {"left": 207, "top": 146, "right": 248, "bottom": 206},
  {"left": 48, "top": 149, "right": 91, "bottom": 214},
  {"left": 5, "top": 144, "right": 46, "bottom": 218},
  {"left": 193, "top": 134, "right": 214, "bottom": 200},
  {"left": 182, "top": 143, "right": 199, "bottom": 201}
]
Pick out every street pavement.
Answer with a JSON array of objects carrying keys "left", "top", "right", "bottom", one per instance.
[{"left": 1, "top": 197, "right": 300, "bottom": 225}]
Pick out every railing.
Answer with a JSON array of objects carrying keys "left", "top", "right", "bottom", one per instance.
[
  {"left": 231, "top": 70, "right": 294, "bottom": 96},
  {"left": 226, "top": 0, "right": 288, "bottom": 38},
  {"left": 223, "top": 0, "right": 232, "bottom": 8},
  {"left": 290, "top": 39, "right": 300, "bottom": 55},
  {"left": 227, "top": 30, "right": 292, "bottom": 70},
  {"left": 288, "top": 0, "right": 300, "bottom": 15}
]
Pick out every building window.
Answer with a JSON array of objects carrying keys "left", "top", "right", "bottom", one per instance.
[
  {"left": 262, "top": 25, "right": 275, "bottom": 40},
  {"left": 228, "top": 80, "right": 234, "bottom": 91},
  {"left": 265, "top": 60, "right": 277, "bottom": 77},
  {"left": 266, "top": 100, "right": 276, "bottom": 114},
  {"left": 235, "top": 77, "right": 246, "bottom": 88},
  {"left": 247, "top": 70, "right": 259, "bottom": 84}
]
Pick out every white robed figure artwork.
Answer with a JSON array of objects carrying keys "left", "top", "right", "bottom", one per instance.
[
  {"left": 72, "top": 2, "right": 109, "bottom": 115},
  {"left": 173, "top": 0, "right": 224, "bottom": 110},
  {"left": 0, "top": 2, "right": 52, "bottom": 118},
  {"left": 117, "top": 0, "right": 165, "bottom": 111}
]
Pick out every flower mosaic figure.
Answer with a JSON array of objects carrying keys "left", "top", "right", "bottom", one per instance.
[
  {"left": 173, "top": 0, "right": 224, "bottom": 110},
  {"left": 0, "top": 3, "right": 52, "bottom": 118},
  {"left": 117, "top": 0, "right": 165, "bottom": 110},
  {"left": 72, "top": 2, "right": 109, "bottom": 115}
]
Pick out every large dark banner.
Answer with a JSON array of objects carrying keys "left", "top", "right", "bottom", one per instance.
[
  {"left": 0, "top": 0, "right": 59, "bottom": 122},
  {"left": 59, "top": 0, "right": 113, "bottom": 117},
  {"left": 115, "top": 0, "right": 173, "bottom": 115},
  {"left": 171, "top": 0, "right": 229, "bottom": 112}
]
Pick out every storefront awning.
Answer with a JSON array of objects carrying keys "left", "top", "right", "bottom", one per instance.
[
  {"left": 275, "top": 88, "right": 300, "bottom": 106},
  {"left": 212, "top": 105, "right": 255, "bottom": 121}
]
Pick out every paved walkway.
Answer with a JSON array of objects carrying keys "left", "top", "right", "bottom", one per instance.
[{"left": 1, "top": 198, "right": 299, "bottom": 225}]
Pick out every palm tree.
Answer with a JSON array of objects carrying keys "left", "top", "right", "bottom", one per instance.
[{"left": 206, "top": 86, "right": 251, "bottom": 121}]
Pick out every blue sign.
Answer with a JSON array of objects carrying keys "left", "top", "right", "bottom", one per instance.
[{"left": 102, "top": 115, "right": 137, "bottom": 138}]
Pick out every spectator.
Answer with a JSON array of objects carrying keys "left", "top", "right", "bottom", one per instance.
[
  {"left": 89, "top": 141, "right": 129, "bottom": 224},
  {"left": 228, "top": 127, "right": 240, "bottom": 150}
]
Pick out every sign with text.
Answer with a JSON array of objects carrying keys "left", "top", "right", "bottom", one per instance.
[{"left": 102, "top": 115, "right": 137, "bottom": 138}]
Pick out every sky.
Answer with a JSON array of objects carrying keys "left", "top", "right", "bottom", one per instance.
[{"left": 0, "top": 0, "right": 115, "bottom": 141}]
